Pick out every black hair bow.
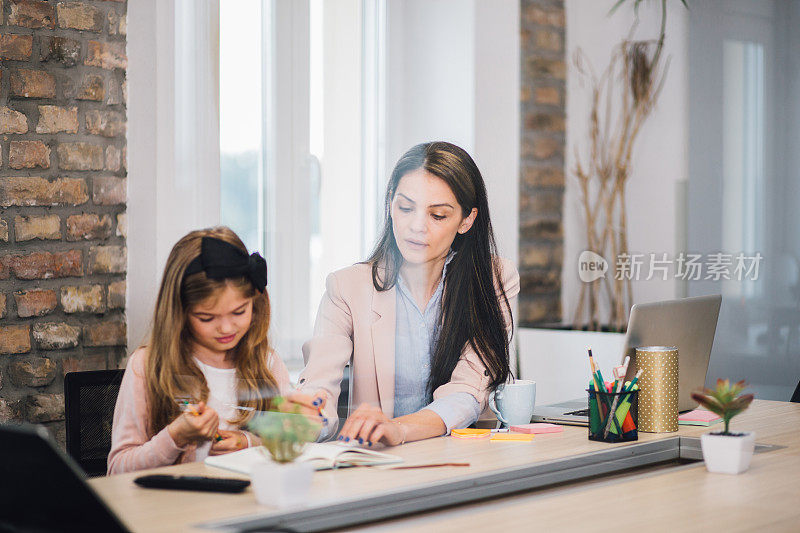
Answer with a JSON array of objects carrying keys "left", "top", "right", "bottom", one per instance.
[{"left": 184, "top": 237, "right": 268, "bottom": 292}]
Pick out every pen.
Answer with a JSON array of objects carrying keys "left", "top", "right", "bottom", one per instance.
[
  {"left": 225, "top": 404, "right": 256, "bottom": 412},
  {"left": 602, "top": 357, "right": 630, "bottom": 438},
  {"left": 491, "top": 428, "right": 509, "bottom": 433},
  {"left": 623, "top": 369, "right": 644, "bottom": 393},
  {"left": 312, "top": 395, "right": 329, "bottom": 425},
  {"left": 179, "top": 399, "right": 200, "bottom": 416},
  {"left": 180, "top": 400, "right": 223, "bottom": 442}
]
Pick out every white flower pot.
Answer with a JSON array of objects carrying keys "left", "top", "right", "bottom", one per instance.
[
  {"left": 700, "top": 431, "right": 755, "bottom": 474},
  {"left": 251, "top": 461, "right": 314, "bottom": 508}
]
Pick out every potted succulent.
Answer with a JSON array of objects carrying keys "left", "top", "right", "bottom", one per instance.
[
  {"left": 246, "top": 397, "right": 322, "bottom": 507},
  {"left": 691, "top": 379, "right": 755, "bottom": 474}
]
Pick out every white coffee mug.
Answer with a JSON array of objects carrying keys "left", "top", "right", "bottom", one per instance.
[{"left": 488, "top": 380, "right": 537, "bottom": 427}]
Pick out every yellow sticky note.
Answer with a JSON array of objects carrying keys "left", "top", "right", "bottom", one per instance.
[
  {"left": 452, "top": 428, "right": 491, "bottom": 439},
  {"left": 490, "top": 433, "right": 535, "bottom": 442}
]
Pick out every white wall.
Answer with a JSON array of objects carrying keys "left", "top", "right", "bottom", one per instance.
[
  {"left": 474, "top": 1, "right": 520, "bottom": 268},
  {"left": 386, "top": 0, "right": 520, "bottom": 266},
  {"left": 386, "top": 0, "right": 475, "bottom": 158},
  {"left": 127, "top": 0, "right": 166, "bottom": 351},
  {"left": 563, "top": 0, "right": 689, "bottom": 321},
  {"left": 127, "top": 0, "right": 221, "bottom": 350}
]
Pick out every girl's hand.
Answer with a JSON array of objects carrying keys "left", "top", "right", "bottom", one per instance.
[
  {"left": 338, "top": 403, "right": 404, "bottom": 447},
  {"left": 209, "top": 429, "right": 250, "bottom": 455},
  {"left": 167, "top": 401, "right": 220, "bottom": 448}
]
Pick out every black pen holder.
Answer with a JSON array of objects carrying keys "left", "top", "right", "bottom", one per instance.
[{"left": 587, "top": 388, "right": 638, "bottom": 443}]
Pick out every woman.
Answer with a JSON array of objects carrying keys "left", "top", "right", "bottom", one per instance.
[{"left": 299, "top": 141, "right": 519, "bottom": 446}]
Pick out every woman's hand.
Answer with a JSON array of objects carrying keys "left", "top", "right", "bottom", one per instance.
[
  {"left": 209, "top": 429, "right": 250, "bottom": 456},
  {"left": 280, "top": 390, "right": 329, "bottom": 424},
  {"left": 338, "top": 403, "right": 404, "bottom": 447},
  {"left": 167, "top": 401, "right": 220, "bottom": 449}
]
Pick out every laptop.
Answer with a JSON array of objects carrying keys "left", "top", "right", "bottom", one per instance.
[
  {"left": 0, "top": 423, "right": 130, "bottom": 533},
  {"left": 531, "top": 295, "right": 722, "bottom": 426}
]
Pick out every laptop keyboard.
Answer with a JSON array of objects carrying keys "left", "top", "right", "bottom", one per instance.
[{"left": 564, "top": 408, "right": 589, "bottom": 417}]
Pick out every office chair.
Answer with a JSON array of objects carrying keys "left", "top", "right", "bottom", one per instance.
[
  {"left": 337, "top": 365, "right": 351, "bottom": 421},
  {"left": 64, "top": 369, "right": 125, "bottom": 477},
  {"left": 791, "top": 380, "right": 800, "bottom": 403}
]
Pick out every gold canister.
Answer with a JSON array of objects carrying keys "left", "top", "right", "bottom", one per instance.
[{"left": 635, "top": 346, "right": 679, "bottom": 432}]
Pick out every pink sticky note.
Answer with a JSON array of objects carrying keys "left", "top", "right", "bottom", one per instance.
[
  {"left": 510, "top": 423, "right": 564, "bottom": 434},
  {"left": 678, "top": 409, "right": 721, "bottom": 422}
]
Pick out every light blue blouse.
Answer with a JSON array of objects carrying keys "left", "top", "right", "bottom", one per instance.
[{"left": 393, "top": 256, "right": 481, "bottom": 432}]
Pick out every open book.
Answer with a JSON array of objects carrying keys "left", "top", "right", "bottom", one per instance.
[{"left": 205, "top": 442, "right": 403, "bottom": 474}]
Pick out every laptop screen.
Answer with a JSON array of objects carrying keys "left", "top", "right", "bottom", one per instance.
[{"left": 0, "top": 424, "right": 129, "bottom": 533}]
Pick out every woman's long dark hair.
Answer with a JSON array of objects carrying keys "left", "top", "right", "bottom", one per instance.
[{"left": 367, "top": 141, "right": 513, "bottom": 395}]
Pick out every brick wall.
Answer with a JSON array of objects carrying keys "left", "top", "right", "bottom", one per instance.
[
  {"left": 519, "top": 0, "right": 565, "bottom": 326},
  {"left": 0, "top": 0, "right": 127, "bottom": 441}
]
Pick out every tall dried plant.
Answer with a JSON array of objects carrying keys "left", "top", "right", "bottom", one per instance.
[{"left": 572, "top": 0, "right": 687, "bottom": 330}]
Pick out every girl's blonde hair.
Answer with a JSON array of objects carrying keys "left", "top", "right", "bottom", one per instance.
[{"left": 145, "top": 226, "right": 278, "bottom": 437}]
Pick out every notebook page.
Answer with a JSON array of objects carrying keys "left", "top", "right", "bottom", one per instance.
[{"left": 205, "top": 442, "right": 402, "bottom": 474}]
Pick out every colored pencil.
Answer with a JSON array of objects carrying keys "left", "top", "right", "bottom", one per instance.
[
  {"left": 602, "top": 357, "right": 630, "bottom": 438},
  {"left": 180, "top": 399, "right": 222, "bottom": 442}
]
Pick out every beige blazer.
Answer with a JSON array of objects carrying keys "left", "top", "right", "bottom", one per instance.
[{"left": 298, "top": 257, "right": 519, "bottom": 422}]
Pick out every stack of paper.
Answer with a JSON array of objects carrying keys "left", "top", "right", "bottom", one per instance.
[
  {"left": 678, "top": 409, "right": 722, "bottom": 426},
  {"left": 509, "top": 423, "right": 564, "bottom": 434},
  {"left": 451, "top": 428, "right": 491, "bottom": 439},
  {"left": 490, "top": 433, "right": 535, "bottom": 442}
]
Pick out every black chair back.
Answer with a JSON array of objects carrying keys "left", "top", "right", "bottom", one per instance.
[
  {"left": 65, "top": 369, "right": 125, "bottom": 476},
  {"left": 337, "top": 365, "right": 351, "bottom": 421}
]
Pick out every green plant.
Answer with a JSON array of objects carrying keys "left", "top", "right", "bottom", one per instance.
[
  {"left": 691, "top": 379, "right": 754, "bottom": 435},
  {"left": 247, "top": 397, "right": 321, "bottom": 463}
]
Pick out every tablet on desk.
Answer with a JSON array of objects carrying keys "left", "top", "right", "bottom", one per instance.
[{"left": 0, "top": 423, "right": 130, "bottom": 533}]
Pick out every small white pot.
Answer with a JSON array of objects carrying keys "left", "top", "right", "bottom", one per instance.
[
  {"left": 251, "top": 461, "right": 314, "bottom": 508},
  {"left": 700, "top": 431, "right": 756, "bottom": 474}
]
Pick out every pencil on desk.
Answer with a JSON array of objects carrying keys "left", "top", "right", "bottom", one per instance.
[{"left": 384, "top": 463, "right": 470, "bottom": 470}]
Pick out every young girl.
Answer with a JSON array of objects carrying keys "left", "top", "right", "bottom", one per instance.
[
  {"left": 299, "top": 141, "right": 519, "bottom": 446},
  {"left": 108, "top": 227, "right": 323, "bottom": 474}
]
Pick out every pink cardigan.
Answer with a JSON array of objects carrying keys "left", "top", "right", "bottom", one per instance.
[
  {"left": 298, "top": 257, "right": 519, "bottom": 425},
  {"left": 107, "top": 347, "right": 291, "bottom": 475}
]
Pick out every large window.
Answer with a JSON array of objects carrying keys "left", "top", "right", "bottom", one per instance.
[
  {"left": 220, "top": 0, "right": 265, "bottom": 255},
  {"left": 722, "top": 39, "right": 765, "bottom": 299},
  {"left": 219, "top": 0, "right": 387, "bottom": 362},
  {"left": 689, "top": 0, "right": 800, "bottom": 400}
]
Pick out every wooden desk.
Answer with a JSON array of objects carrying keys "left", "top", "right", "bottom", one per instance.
[{"left": 89, "top": 400, "right": 800, "bottom": 532}]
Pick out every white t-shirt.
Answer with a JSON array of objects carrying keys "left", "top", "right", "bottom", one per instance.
[{"left": 192, "top": 357, "right": 238, "bottom": 461}]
